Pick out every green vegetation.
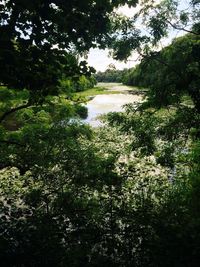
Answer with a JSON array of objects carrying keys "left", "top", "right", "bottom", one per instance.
[
  {"left": 73, "top": 86, "right": 121, "bottom": 99},
  {"left": 122, "top": 34, "right": 200, "bottom": 111},
  {"left": 0, "top": 0, "right": 200, "bottom": 267},
  {"left": 60, "top": 75, "right": 97, "bottom": 95},
  {"left": 95, "top": 68, "right": 128, "bottom": 83}
]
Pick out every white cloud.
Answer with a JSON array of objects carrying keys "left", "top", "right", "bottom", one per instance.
[
  {"left": 115, "top": 1, "right": 162, "bottom": 18},
  {"left": 115, "top": 4, "right": 140, "bottom": 17}
]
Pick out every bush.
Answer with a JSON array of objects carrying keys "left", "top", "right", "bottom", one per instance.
[{"left": 74, "top": 104, "right": 88, "bottom": 119}]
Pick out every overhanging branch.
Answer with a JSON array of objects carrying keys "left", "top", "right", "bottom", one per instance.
[
  {"left": 0, "top": 103, "right": 31, "bottom": 123},
  {"left": 166, "top": 19, "right": 200, "bottom": 36}
]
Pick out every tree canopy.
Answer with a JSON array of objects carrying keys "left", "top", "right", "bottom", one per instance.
[
  {"left": 122, "top": 34, "right": 200, "bottom": 111},
  {"left": 111, "top": 0, "right": 200, "bottom": 60},
  {"left": 0, "top": 0, "right": 138, "bottom": 99}
]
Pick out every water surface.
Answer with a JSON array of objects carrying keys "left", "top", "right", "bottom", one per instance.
[{"left": 84, "top": 91, "right": 142, "bottom": 127}]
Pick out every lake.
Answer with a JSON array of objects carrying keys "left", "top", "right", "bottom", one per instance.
[{"left": 84, "top": 83, "right": 143, "bottom": 127}]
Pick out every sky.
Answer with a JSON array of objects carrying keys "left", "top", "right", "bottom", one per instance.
[
  {"left": 87, "top": 4, "right": 139, "bottom": 72},
  {"left": 87, "top": 48, "right": 140, "bottom": 72},
  {"left": 87, "top": 1, "right": 189, "bottom": 72}
]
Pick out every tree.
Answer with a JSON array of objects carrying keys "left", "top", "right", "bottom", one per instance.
[
  {"left": 0, "top": 0, "right": 139, "bottom": 110},
  {"left": 121, "top": 34, "right": 200, "bottom": 112},
  {"left": 111, "top": 0, "right": 200, "bottom": 59}
]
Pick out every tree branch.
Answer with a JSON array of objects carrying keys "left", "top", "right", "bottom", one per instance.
[
  {"left": 0, "top": 103, "right": 31, "bottom": 123},
  {"left": 166, "top": 19, "right": 200, "bottom": 36}
]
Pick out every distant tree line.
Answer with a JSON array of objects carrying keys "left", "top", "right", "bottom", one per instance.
[{"left": 95, "top": 68, "right": 128, "bottom": 83}]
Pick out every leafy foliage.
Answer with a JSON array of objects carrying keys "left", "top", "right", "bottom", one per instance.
[
  {"left": 111, "top": 0, "right": 200, "bottom": 59},
  {"left": 123, "top": 34, "right": 200, "bottom": 113},
  {"left": 1, "top": 0, "right": 200, "bottom": 266},
  {"left": 0, "top": 0, "right": 135, "bottom": 103},
  {"left": 95, "top": 68, "right": 127, "bottom": 83}
]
